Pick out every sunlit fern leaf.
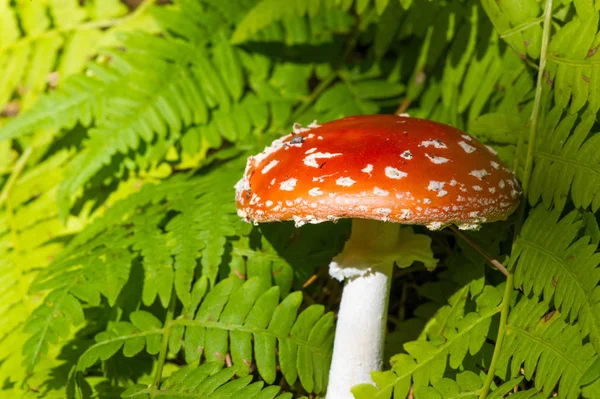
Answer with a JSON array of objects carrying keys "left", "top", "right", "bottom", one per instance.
[
  {"left": 121, "top": 363, "right": 294, "bottom": 399},
  {"left": 231, "top": 0, "right": 335, "bottom": 43},
  {"left": 55, "top": 37, "right": 209, "bottom": 218},
  {"left": 0, "top": 0, "right": 131, "bottom": 115},
  {"left": 0, "top": 149, "right": 83, "bottom": 389},
  {"left": 413, "top": 371, "right": 482, "bottom": 399},
  {"left": 510, "top": 206, "right": 600, "bottom": 353},
  {"left": 497, "top": 295, "right": 597, "bottom": 399},
  {"left": 132, "top": 206, "right": 174, "bottom": 308},
  {"left": 73, "top": 277, "right": 333, "bottom": 396},
  {"left": 528, "top": 106, "right": 600, "bottom": 211},
  {"left": 231, "top": 0, "right": 417, "bottom": 44},
  {"left": 22, "top": 158, "right": 247, "bottom": 370},
  {"left": 0, "top": 69, "right": 121, "bottom": 142},
  {"left": 351, "top": 285, "right": 502, "bottom": 399},
  {"left": 355, "top": 370, "right": 519, "bottom": 398}
]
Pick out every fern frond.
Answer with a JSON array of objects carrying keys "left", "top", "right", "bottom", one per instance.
[
  {"left": 179, "top": 278, "right": 334, "bottom": 394},
  {"left": 544, "top": 2, "right": 599, "bottom": 114},
  {"left": 232, "top": 0, "right": 421, "bottom": 44},
  {"left": 121, "top": 362, "right": 293, "bottom": 399},
  {"left": 0, "top": 0, "right": 137, "bottom": 116},
  {"left": 510, "top": 206, "right": 600, "bottom": 353},
  {"left": 497, "top": 295, "right": 597, "bottom": 399},
  {"left": 528, "top": 106, "right": 600, "bottom": 211},
  {"left": 481, "top": 0, "right": 543, "bottom": 61},
  {"left": 74, "top": 277, "right": 334, "bottom": 396},
  {"left": 22, "top": 158, "right": 246, "bottom": 370}
]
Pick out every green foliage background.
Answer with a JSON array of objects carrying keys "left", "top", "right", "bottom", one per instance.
[{"left": 0, "top": 0, "right": 599, "bottom": 398}]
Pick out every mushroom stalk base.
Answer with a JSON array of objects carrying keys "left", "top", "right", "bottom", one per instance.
[{"left": 326, "top": 219, "right": 396, "bottom": 399}]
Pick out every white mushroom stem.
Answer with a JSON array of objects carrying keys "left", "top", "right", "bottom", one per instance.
[{"left": 326, "top": 219, "right": 399, "bottom": 399}]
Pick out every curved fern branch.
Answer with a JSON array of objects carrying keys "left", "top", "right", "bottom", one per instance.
[
  {"left": 511, "top": 206, "right": 600, "bottom": 353},
  {"left": 74, "top": 277, "right": 335, "bottom": 396}
]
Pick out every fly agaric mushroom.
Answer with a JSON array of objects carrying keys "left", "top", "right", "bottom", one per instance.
[{"left": 234, "top": 114, "right": 521, "bottom": 399}]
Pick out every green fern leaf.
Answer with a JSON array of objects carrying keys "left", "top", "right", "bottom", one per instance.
[
  {"left": 0, "top": 0, "right": 131, "bottom": 115},
  {"left": 77, "top": 310, "right": 163, "bottom": 370},
  {"left": 497, "top": 295, "right": 597, "bottom": 399},
  {"left": 511, "top": 206, "right": 600, "bottom": 353},
  {"left": 180, "top": 277, "right": 334, "bottom": 394},
  {"left": 132, "top": 207, "right": 174, "bottom": 307},
  {"left": 121, "top": 363, "right": 292, "bottom": 398},
  {"left": 528, "top": 107, "right": 600, "bottom": 211}
]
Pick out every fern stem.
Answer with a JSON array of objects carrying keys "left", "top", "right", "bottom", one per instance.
[
  {"left": 478, "top": 275, "right": 514, "bottom": 399},
  {"left": 288, "top": 20, "right": 361, "bottom": 125},
  {"left": 448, "top": 226, "right": 508, "bottom": 277},
  {"left": 0, "top": 147, "right": 32, "bottom": 207},
  {"left": 521, "top": 0, "right": 553, "bottom": 197},
  {"left": 479, "top": 2, "right": 553, "bottom": 397},
  {"left": 151, "top": 288, "right": 177, "bottom": 397},
  {"left": 289, "top": 71, "right": 338, "bottom": 124}
]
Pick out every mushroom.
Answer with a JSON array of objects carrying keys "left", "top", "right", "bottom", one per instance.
[{"left": 234, "top": 114, "right": 521, "bottom": 399}]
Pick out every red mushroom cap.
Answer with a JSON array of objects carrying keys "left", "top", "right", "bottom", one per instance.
[{"left": 235, "top": 115, "right": 521, "bottom": 230}]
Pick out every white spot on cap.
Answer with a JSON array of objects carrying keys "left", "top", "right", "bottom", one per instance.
[
  {"left": 249, "top": 194, "right": 260, "bottom": 205},
  {"left": 498, "top": 180, "right": 506, "bottom": 189},
  {"left": 400, "top": 150, "right": 413, "bottom": 160},
  {"left": 420, "top": 139, "right": 447, "bottom": 149},
  {"left": 469, "top": 169, "right": 489, "bottom": 180},
  {"left": 308, "top": 120, "right": 320, "bottom": 128},
  {"left": 385, "top": 167, "right": 407, "bottom": 180},
  {"left": 304, "top": 152, "right": 342, "bottom": 168},
  {"left": 336, "top": 177, "right": 356, "bottom": 187},
  {"left": 270, "top": 178, "right": 276, "bottom": 186},
  {"left": 374, "top": 187, "right": 389, "bottom": 196},
  {"left": 490, "top": 161, "right": 500, "bottom": 169},
  {"left": 261, "top": 160, "right": 279, "bottom": 174},
  {"left": 458, "top": 141, "right": 476, "bottom": 153},
  {"left": 359, "top": 205, "right": 368, "bottom": 212},
  {"left": 425, "top": 154, "right": 449, "bottom": 164},
  {"left": 428, "top": 181, "right": 448, "bottom": 197},
  {"left": 427, "top": 221, "right": 444, "bottom": 230},
  {"left": 280, "top": 178, "right": 297, "bottom": 191},
  {"left": 309, "top": 187, "right": 323, "bottom": 196},
  {"left": 237, "top": 209, "right": 247, "bottom": 218},
  {"left": 450, "top": 179, "right": 458, "bottom": 186},
  {"left": 486, "top": 145, "right": 498, "bottom": 155},
  {"left": 423, "top": 198, "right": 431, "bottom": 204},
  {"left": 375, "top": 208, "right": 391, "bottom": 218},
  {"left": 266, "top": 200, "right": 273, "bottom": 207},
  {"left": 472, "top": 185, "right": 483, "bottom": 191},
  {"left": 469, "top": 211, "right": 479, "bottom": 218},
  {"left": 305, "top": 147, "right": 317, "bottom": 154},
  {"left": 489, "top": 187, "right": 496, "bottom": 194},
  {"left": 362, "top": 164, "right": 373, "bottom": 175},
  {"left": 400, "top": 209, "right": 412, "bottom": 219},
  {"left": 458, "top": 223, "right": 480, "bottom": 230},
  {"left": 461, "top": 134, "right": 472, "bottom": 141}
]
